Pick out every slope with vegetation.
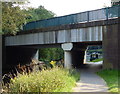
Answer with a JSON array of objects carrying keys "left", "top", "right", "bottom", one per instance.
[
  {"left": 3, "top": 67, "right": 80, "bottom": 92},
  {"left": 97, "top": 69, "right": 120, "bottom": 92}
]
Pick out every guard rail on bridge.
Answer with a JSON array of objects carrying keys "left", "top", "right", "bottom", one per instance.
[{"left": 23, "top": 6, "right": 120, "bottom": 31}]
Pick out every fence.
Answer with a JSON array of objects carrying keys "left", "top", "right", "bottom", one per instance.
[{"left": 23, "top": 5, "right": 120, "bottom": 31}]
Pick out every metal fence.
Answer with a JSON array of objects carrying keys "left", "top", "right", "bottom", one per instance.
[{"left": 23, "top": 5, "right": 120, "bottom": 31}]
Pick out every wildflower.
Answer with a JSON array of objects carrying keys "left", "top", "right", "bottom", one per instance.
[{"left": 50, "top": 61, "right": 56, "bottom": 67}]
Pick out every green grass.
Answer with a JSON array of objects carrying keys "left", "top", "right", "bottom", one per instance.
[
  {"left": 92, "top": 58, "right": 103, "bottom": 62},
  {"left": 87, "top": 49, "right": 102, "bottom": 52},
  {"left": 4, "top": 67, "right": 80, "bottom": 92},
  {"left": 97, "top": 69, "right": 120, "bottom": 92}
]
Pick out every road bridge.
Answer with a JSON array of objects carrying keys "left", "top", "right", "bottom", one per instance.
[{"left": 1, "top": 6, "right": 120, "bottom": 72}]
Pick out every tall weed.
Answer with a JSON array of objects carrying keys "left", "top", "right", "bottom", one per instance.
[{"left": 5, "top": 67, "right": 80, "bottom": 92}]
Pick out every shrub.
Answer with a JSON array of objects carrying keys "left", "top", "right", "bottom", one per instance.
[{"left": 5, "top": 67, "right": 80, "bottom": 92}]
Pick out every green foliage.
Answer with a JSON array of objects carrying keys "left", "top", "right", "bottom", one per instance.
[
  {"left": 88, "top": 49, "right": 102, "bottom": 52},
  {"left": 2, "top": 2, "right": 28, "bottom": 35},
  {"left": 6, "top": 67, "right": 80, "bottom": 92},
  {"left": 97, "top": 69, "right": 120, "bottom": 92},
  {"left": 39, "top": 48, "right": 64, "bottom": 61},
  {"left": 91, "top": 58, "right": 103, "bottom": 62},
  {"left": 2, "top": 2, "right": 55, "bottom": 35},
  {"left": 24, "top": 6, "right": 55, "bottom": 23}
]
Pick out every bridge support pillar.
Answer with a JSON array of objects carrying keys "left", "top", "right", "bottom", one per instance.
[
  {"left": 62, "top": 43, "right": 73, "bottom": 69},
  {"left": 33, "top": 50, "right": 39, "bottom": 60},
  {"left": 64, "top": 51, "right": 72, "bottom": 69}
]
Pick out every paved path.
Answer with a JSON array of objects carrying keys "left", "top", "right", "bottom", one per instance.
[
  {"left": 73, "top": 64, "right": 108, "bottom": 92},
  {"left": 85, "top": 61, "right": 103, "bottom": 65}
]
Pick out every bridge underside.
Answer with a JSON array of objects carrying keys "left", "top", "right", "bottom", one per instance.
[{"left": 3, "top": 41, "right": 103, "bottom": 73}]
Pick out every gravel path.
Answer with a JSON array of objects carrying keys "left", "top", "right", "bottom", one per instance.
[{"left": 73, "top": 64, "right": 108, "bottom": 92}]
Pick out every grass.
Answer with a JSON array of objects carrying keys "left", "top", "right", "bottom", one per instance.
[
  {"left": 92, "top": 58, "right": 103, "bottom": 62},
  {"left": 3, "top": 67, "right": 80, "bottom": 92},
  {"left": 88, "top": 49, "right": 102, "bottom": 52},
  {"left": 97, "top": 69, "right": 120, "bottom": 92}
]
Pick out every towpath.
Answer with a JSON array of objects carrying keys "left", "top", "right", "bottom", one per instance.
[{"left": 73, "top": 64, "right": 108, "bottom": 92}]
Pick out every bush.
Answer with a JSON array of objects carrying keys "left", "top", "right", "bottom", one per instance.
[{"left": 5, "top": 67, "right": 80, "bottom": 92}]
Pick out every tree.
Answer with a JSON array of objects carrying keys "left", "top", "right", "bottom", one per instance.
[
  {"left": 2, "top": 2, "right": 55, "bottom": 35},
  {"left": 2, "top": 2, "right": 63, "bottom": 61},
  {"left": 23, "top": 6, "right": 62, "bottom": 62},
  {"left": 2, "top": 2, "right": 28, "bottom": 35},
  {"left": 24, "top": 5, "right": 55, "bottom": 23},
  {"left": 39, "top": 48, "right": 64, "bottom": 61}
]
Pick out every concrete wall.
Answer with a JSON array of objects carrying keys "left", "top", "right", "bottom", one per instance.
[{"left": 103, "top": 24, "right": 119, "bottom": 69}]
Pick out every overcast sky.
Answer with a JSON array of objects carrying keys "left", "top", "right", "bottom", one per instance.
[{"left": 28, "top": 0, "right": 111, "bottom": 16}]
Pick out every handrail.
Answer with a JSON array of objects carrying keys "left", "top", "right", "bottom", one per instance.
[{"left": 23, "top": 5, "right": 120, "bottom": 31}]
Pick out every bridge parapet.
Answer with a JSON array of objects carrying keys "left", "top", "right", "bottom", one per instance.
[{"left": 23, "top": 6, "right": 120, "bottom": 31}]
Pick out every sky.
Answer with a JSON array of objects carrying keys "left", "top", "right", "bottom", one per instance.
[{"left": 28, "top": 0, "right": 111, "bottom": 16}]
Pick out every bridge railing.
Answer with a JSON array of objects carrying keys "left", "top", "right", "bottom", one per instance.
[{"left": 23, "top": 5, "right": 120, "bottom": 31}]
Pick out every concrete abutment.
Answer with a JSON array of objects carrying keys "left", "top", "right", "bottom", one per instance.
[{"left": 103, "top": 24, "right": 119, "bottom": 69}]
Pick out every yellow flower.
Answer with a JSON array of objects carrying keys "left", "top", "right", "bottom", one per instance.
[{"left": 50, "top": 61, "right": 56, "bottom": 65}]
